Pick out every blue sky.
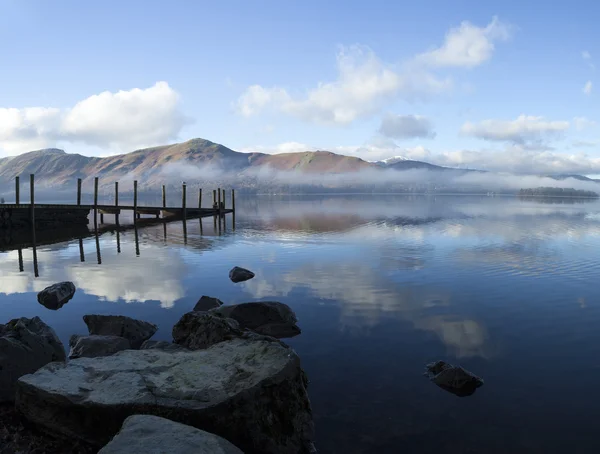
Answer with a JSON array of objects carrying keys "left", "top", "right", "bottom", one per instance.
[{"left": 0, "top": 0, "right": 598, "bottom": 174}]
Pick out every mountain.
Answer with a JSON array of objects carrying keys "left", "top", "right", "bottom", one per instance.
[{"left": 373, "top": 156, "right": 409, "bottom": 166}]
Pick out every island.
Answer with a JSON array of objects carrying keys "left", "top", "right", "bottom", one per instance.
[{"left": 518, "top": 187, "right": 599, "bottom": 198}]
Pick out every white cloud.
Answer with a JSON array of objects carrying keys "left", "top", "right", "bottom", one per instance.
[
  {"left": 460, "top": 115, "right": 570, "bottom": 144},
  {"left": 378, "top": 113, "right": 435, "bottom": 139},
  {"left": 583, "top": 50, "right": 592, "bottom": 60},
  {"left": 0, "top": 82, "right": 189, "bottom": 156},
  {"left": 235, "top": 17, "right": 510, "bottom": 125},
  {"left": 583, "top": 80, "right": 593, "bottom": 95},
  {"left": 415, "top": 16, "right": 511, "bottom": 68}
]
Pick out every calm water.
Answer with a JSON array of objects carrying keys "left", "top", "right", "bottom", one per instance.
[{"left": 2, "top": 194, "right": 600, "bottom": 453}]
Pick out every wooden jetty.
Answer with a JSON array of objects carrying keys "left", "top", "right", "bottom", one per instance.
[{"left": 0, "top": 175, "right": 235, "bottom": 231}]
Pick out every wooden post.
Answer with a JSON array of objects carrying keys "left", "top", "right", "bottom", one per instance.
[
  {"left": 15, "top": 176, "right": 19, "bottom": 204},
  {"left": 133, "top": 180, "right": 138, "bottom": 221},
  {"left": 79, "top": 238, "right": 85, "bottom": 262},
  {"left": 94, "top": 177, "right": 99, "bottom": 208},
  {"left": 198, "top": 188, "right": 202, "bottom": 209},
  {"left": 100, "top": 212, "right": 104, "bottom": 224},
  {"left": 232, "top": 189, "right": 236, "bottom": 212},
  {"left": 30, "top": 174, "right": 35, "bottom": 227},
  {"left": 77, "top": 178, "right": 82, "bottom": 205},
  {"left": 115, "top": 182, "right": 119, "bottom": 206},
  {"left": 182, "top": 183, "right": 187, "bottom": 219},
  {"left": 162, "top": 185, "right": 166, "bottom": 208},
  {"left": 222, "top": 189, "right": 226, "bottom": 210},
  {"left": 213, "top": 189, "right": 216, "bottom": 208},
  {"left": 217, "top": 187, "right": 221, "bottom": 213}
]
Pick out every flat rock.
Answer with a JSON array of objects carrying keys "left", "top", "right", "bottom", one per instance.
[
  {"left": 425, "top": 360, "right": 484, "bottom": 397},
  {"left": 16, "top": 338, "right": 315, "bottom": 454},
  {"left": 0, "top": 316, "right": 66, "bottom": 402},
  {"left": 98, "top": 414, "right": 244, "bottom": 454},
  {"left": 69, "top": 335, "right": 131, "bottom": 359},
  {"left": 83, "top": 315, "right": 158, "bottom": 349},
  {"left": 37, "top": 281, "right": 76, "bottom": 310},
  {"left": 211, "top": 302, "right": 301, "bottom": 339},
  {"left": 229, "top": 267, "right": 255, "bottom": 283},
  {"left": 194, "top": 295, "right": 224, "bottom": 312},
  {"left": 140, "top": 340, "right": 188, "bottom": 352},
  {"left": 172, "top": 312, "right": 242, "bottom": 350}
]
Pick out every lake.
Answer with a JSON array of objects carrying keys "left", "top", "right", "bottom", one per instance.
[{"left": 2, "top": 194, "right": 600, "bottom": 454}]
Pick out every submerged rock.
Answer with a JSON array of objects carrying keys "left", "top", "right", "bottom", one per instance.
[
  {"left": 68, "top": 335, "right": 131, "bottom": 359},
  {"left": 83, "top": 315, "right": 158, "bottom": 349},
  {"left": 172, "top": 312, "right": 242, "bottom": 350},
  {"left": 425, "top": 360, "right": 484, "bottom": 397},
  {"left": 0, "top": 316, "right": 65, "bottom": 402},
  {"left": 194, "top": 295, "right": 224, "bottom": 312},
  {"left": 229, "top": 267, "right": 255, "bottom": 283},
  {"left": 98, "top": 414, "right": 244, "bottom": 454},
  {"left": 211, "top": 301, "right": 301, "bottom": 339},
  {"left": 37, "top": 281, "right": 76, "bottom": 310},
  {"left": 140, "top": 340, "right": 188, "bottom": 352},
  {"left": 16, "top": 337, "right": 316, "bottom": 453}
]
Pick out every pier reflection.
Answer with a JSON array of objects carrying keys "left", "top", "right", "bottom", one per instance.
[{"left": 4, "top": 213, "right": 232, "bottom": 276}]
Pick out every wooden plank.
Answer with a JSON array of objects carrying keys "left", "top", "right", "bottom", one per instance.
[
  {"left": 99, "top": 208, "right": 121, "bottom": 214},
  {"left": 136, "top": 208, "right": 162, "bottom": 215}
]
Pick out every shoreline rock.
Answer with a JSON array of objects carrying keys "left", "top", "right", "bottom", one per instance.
[
  {"left": 16, "top": 337, "right": 316, "bottom": 453},
  {"left": 83, "top": 315, "right": 158, "bottom": 349},
  {"left": 172, "top": 312, "right": 242, "bottom": 350},
  {"left": 98, "top": 415, "right": 244, "bottom": 453},
  {"left": 68, "top": 335, "right": 131, "bottom": 359},
  {"left": 37, "top": 282, "right": 76, "bottom": 310},
  {"left": 0, "top": 316, "right": 65, "bottom": 402},
  {"left": 425, "top": 360, "right": 484, "bottom": 397},
  {"left": 193, "top": 295, "right": 224, "bottom": 312},
  {"left": 229, "top": 267, "right": 255, "bottom": 283}
]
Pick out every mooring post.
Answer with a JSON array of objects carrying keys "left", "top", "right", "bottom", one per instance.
[
  {"left": 182, "top": 183, "right": 187, "bottom": 219},
  {"left": 114, "top": 181, "right": 120, "bottom": 224},
  {"left": 232, "top": 189, "right": 236, "bottom": 212},
  {"left": 222, "top": 188, "right": 226, "bottom": 210},
  {"left": 77, "top": 178, "right": 82, "bottom": 206},
  {"left": 162, "top": 185, "right": 166, "bottom": 209},
  {"left": 133, "top": 180, "right": 138, "bottom": 220},
  {"left": 212, "top": 189, "right": 216, "bottom": 209},
  {"left": 94, "top": 177, "right": 99, "bottom": 224},
  {"left": 198, "top": 188, "right": 202, "bottom": 209},
  {"left": 217, "top": 187, "right": 222, "bottom": 213},
  {"left": 29, "top": 174, "right": 35, "bottom": 227},
  {"left": 15, "top": 176, "right": 20, "bottom": 204}
]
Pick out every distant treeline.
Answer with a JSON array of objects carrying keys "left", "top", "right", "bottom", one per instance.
[{"left": 518, "top": 187, "right": 599, "bottom": 197}]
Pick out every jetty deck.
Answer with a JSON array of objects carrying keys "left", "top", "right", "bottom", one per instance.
[{"left": 0, "top": 174, "right": 236, "bottom": 231}]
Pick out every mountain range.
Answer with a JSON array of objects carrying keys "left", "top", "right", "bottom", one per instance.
[{"left": 0, "top": 138, "right": 597, "bottom": 196}]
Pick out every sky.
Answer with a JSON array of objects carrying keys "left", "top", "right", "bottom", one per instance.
[{"left": 0, "top": 0, "right": 598, "bottom": 174}]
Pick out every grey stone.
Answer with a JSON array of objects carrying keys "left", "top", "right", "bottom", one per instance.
[
  {"left": 16, "top": 337, "right": 315, "bottom": 454},
  {"left": 0, "top": 316, "right": 65, "bottom": 402},
  {"left": 425, "top": 360, "right": 484, "bottom": 397},
  {"left": 37, "top": 281, "right": 76, "bottom": 310},
  {"left": 69, "top": 335, "right": 131, "bottom": 359},
  {"left": 228, "top": 266, "right": 255, "bottom": 283},
  {"left": 194, "top": 295, "right": 224, "bottom": 312},
  {"left": 211, "top": 301, "right": 301, "bottom": 339},
  {"left": 98, "top": 414, "right": 244, "bottom": 453},
  {"left": 140, "top": 340, "right": 188, "bottom": 352},
  {"left": 83, "top": 315, "right": 158, "bottom": 349},
  {"left": 172, "top": 312, "right": 242, "bottom": 350}
]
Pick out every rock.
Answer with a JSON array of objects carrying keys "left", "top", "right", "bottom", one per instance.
[
  {"left": 0, "top": 316, "right": 66, "bottom": 402},
  {"left": 172, "top": 312, "right": 242, "bottom": 350},
  {"left": 194, "top": 295, "right": 224, "bottom": 312},
  {"left": 37, "top": 281, "right": 76, "bottom": 310},
  {"left": 228, "top": 266, "right": 255, "bottom": 283},
  {"left": 211, "top": 302, "right": 301, "bottom": 339},
  {"left": 16, "top": 337, "right": 315, "bottom": 454},
  {"left": 98, "top": 414, "right": 244, "bottom": 454},
  {"left": 425, "top": 360, "right": 484, "bottom": 397},
  {"left": 69, "top": 335, "right": 131, "bottom": 359},
  {"left": 140, "top": 340, "right": 188, "bottom": 352},
  {"left": 83, "top": 315, "right": 158, "bottom": 349}
]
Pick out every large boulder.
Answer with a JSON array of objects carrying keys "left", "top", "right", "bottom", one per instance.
[
  {"left": 425, "top": 360, "right": 484, "bottom": 397},
  {"left": 83, "top": 315, "right": 157, "bottom": 349},
  {"left": 37, "top": 281, "right": 76, "bottom": 310},
  {"left": 98, "top": 415, "right": 244, "bottom": 454},
  {"left": 0, "top": 316, "right": 65, "bottom": 402},
  {"left": 69, "top": 335, "right": 131, "bottom": 359},
  {"left": 140, "top": 340, "right": 188, "bottom": 352},
  {"left": 229, "top": 267, "right": 255, "bottom": 283},
  {"left": 172, "top": 312, "right": 242, "bottom": 350},
  {"left": 16, "top": 337, "right": 315, "bottom": 454},
  {"left": 194, "top": 295, "right": 224, "bottom": 312},
  {"left": 211, "top": 302, "right": 301, "bottom": 339}
]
